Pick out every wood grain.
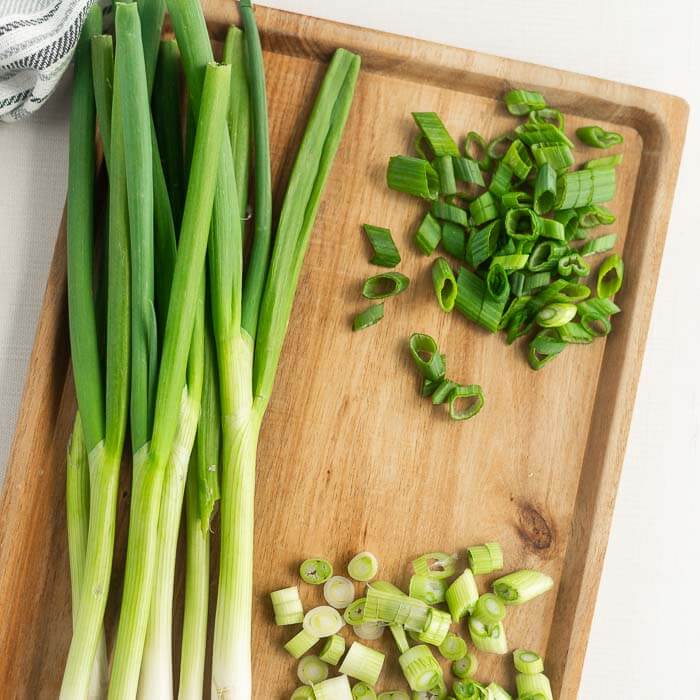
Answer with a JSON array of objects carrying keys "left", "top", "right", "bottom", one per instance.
[{"left": 0, "top": 3, "right": 687, "bottom": 698}]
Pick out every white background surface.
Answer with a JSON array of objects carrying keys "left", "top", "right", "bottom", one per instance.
[{"left": 0, "top": 1, "right": 698, "bottom": 697}]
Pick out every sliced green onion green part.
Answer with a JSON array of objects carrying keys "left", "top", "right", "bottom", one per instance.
[
  {"left": 438, "top": 633, "right": 467, "bottom": 662},
  {"left": 415, "top": 212, "right": 443, "bottom": 255},
  {"left": 493, "top": 569, "right": 554, "bottom": 604},
  {"left": 470, "top": 191, "right": 499, "bottom": 226},
  {"left": 514, "top": 649, "right": 545, "bottom": 675},
  {"left": 504, "top": 89, "right": 547, "bottom": 115},
  {"left": 432, "top": 201, "right": 469, "bottom": 227},
  {"left": 467, "top": 542, "right": 503, "bottom": 574},
  {"left": 432, "top": 258, "right": 458, "bottom": 312},
  {"left": 348, "top": 552, "right": 379, "bottom": 582},
  {"left": 412, "top": 551, "right": 456, "bottom": 579},
  {"left": 352, "top": 682, "right": 378, "bottom": 699},
  {"left": 323, "top": 576, "right": 356, "bottom": 609},
  {"left": 597, "top": 253, "right": 624, "bottom": 298},
  {"left": 554, "top": 209, "right": 579, "bottom": 241},
  {"left": 451, "top": 651, "right": 478, "bottom": 680},
  {"left": 441, "top": 222, "right": 467, "bottom": 260},
  {"left": 576, "top": 125, "right": 624, "bottom": 148},
  {"left": 502, "top": 140, "right": 532, "bottom": 180},
  {"left": 501, "top": 191, "right": 532, "bottom": 209},
  {"left": 339, "top": 642, "right": 385, "bottom": 686},
  {"left": 270, "top": 586, "right": 304, "bottom": 626},
  {"left": 301, "top": 558, "right": 334, "bottom": 585},
  {"left": 472, "top": 593, "right": 506, "bottom": 625},
  {"left": 504, "top": 208, "right": 541, "bottom": 241},
  {"left": 344, "top": 598, "right": 367, "bottom": 626},
  {"left": 388, "top": 156, "right": 440, "bottom": 199},
  {"left": 584, "top": 153, "right": 623, "bottom": 169},
  {"left": 576, "top": 205, "right": 616, "bottom": 228},
  {"left": 486, "top": 265, "right": 510, "bottom": 304},
  {"left": 529, "top": 107, "right": 564, "bottom": 130},
  {"left": 421, "top": 378, "right": 441, "bottom": 398},
  {"left": 445, "top": 569, "right": 479, "bottom": 622},
  {"left": 285, "top": 629, "right": 320, "bottom": 659},
  {"left": 515, "top": 673, "right": 553, "bottom": 700},
  {"left": 467, "top": 617, "right": 508, "bottom": 655},
  {"left": 579, "top": 234, "right": 617, "bottom": 258},
  {"left": 453, "top": 157, "right": 485, "bottom": 186},
  {"left": 413, "top": 112, "right": 460, "bottom": 157},
  {"left": 409, "top": 334, "right": 446, "bottom": 382},
  {"left": 466, "top": 220, "right": 501, "bottom": 268},
  {"left": 410, "top": 575, "right": 448, "bottom": 605},
  {"left": 555, "top": 168, "right": 616, "bottom": 209},
  {"left": 531, "top": 143, "right": 574, "bottom": 172},
  {"left": 399, "top": 645, "right": 442, "bottom": 691},
  {"left": 464, "top": 131, "right": 490, "bottom": 169},
  {"left": 453, "top": 679, "right": 487, "bottom": 700},
  {"left": 528, "top": 329, "right": 567, "bottom": 370},
  {"left": 536, "top": 303, "right": 577, "bottom": 328},
  {"left": 557, "top": 253, "right": 590, "bottom": 278},
  {"left": 298, "top": 656, "right": 330, "bottom": 686},
  {"left": 353, "top": 304, "right": 385, "bottom": 332},
  {"left": 313, "top": 675, "right": 354, "bottom": 700},
  {"left": 488, "top": 162, "right": 513, "bottom": 196},
  {"left": 449, "top": 384, "right": 485, "bottom": 421},
  {"left": 319, "top": 635, "right": 346, "bottom": 666},
  {"left": 487, "top": 132, "right": 515, "bottom": 160},
  {"left": 534, "top": 163, "right": 557, "bottom": 214},
  {"left": 557, "top": 322, "right": 593, "bottom": 344},
  {"left": 304, "top": 606, "right": 345, "bottom": 638},
  {"left": 436, "top": 155, "right": 458, "bottom": 195},
  {"left": 515, "top": 122, "right": 574, "bottom": 148},
  {"left": 363, "top": 225, "right": 401, "bottom": 268},
  {"left": 362, "top": 272, "right": 410, "bottom": 300}
]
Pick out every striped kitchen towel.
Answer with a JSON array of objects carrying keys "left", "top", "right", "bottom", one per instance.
[{"left": 0, "top": 0, "right": 97, "bottom": 122}]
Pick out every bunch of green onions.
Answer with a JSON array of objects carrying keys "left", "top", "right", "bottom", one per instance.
[{"left": 60, "top": 1, "right": 360, "bottom": 697}]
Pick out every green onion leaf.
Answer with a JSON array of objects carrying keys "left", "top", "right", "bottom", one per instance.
[
  {"left": 576, "top": 205, "right": 616, "bottom": 228},
  {"left": 528, "top": 107, "right": 565, "bottom": 130},
  {"left": 362, "top": 272, "right": 410, "bottom": 300},
  {"left": 486, "top": 264, "right": 510, "bottom": 303},
  {"left": 536, "top": 303, "right": 577, "bottom": 328},
  {"left": 502, "top": 139, "right": 533, "bottom": 180},
  {"left": 504, "top": 89, "right": 547, "bottom": 115},
  {"left": 387, "top": 156, "right": 440, "bottom": 199},
  {"left": 432, "top": 258, "right": 458, "bottom": 312},
  {"left": 464, "top": 131, "right": 491, "bottom": 169},
  {"left": 487, "top": 132, "right": 516, "bottom": 161},
  {"left": 363, "top": 224, "right": 401, "bottom": 268},
  {"left": 579, "top": 234, "right": 617, "bottom": 257},
  {"left": 432, "top": 201, "right": 469, "bottom": 227},
  {"left": 466, "top": 220, "right": 501, "bottom": 268},
  {"left": 597, "top": 253, "right": 624, "bottom": 298},
  {"left": 527, "top": 242, "right": 566, "bottom": 272},
  {"left": 441, "top": 221, "right": 467, "bottom": 260},
  {"left": 534, "top": 163, "right": 557, "bottom": 214},
  {"left": 488, "top": 161, "right": 513, "bottom": 196},
  {"left": 576, "top": 125, "right": 624, "bottom": 148},
  {"left": 528, "top": 329, "right": 567, "bottom": 370},
  {"left": 584, "top": 153, "right": 623, "bottom": 169},
  {"left": 531, "top": 143, "right": 574, "bottom": 172},
  {"left": 557, "top": 253, "right": 590, "bottom": 278},
  {"left": 470, "top": 191, "right": 500, "bottom": 226},
  {"left": 353, "top": 304, "right": 385, "bottom": 332},
  {"left": 430, "top": 379, "right": 459, "bottom": 405},
  {"left": 516, "top": 122, "right": 574, "bottom": 148},
  {"left": 553, "top": 209, "right": 579, "bottom": 241},
  {"left": 557, "top": 322, "right": 593, "bottom": 344},
  {"left": 453, "top": 156, "right": 485, "bottom": 186},
  {"left": 435, "top": 155, "right": 458, "bottom": 195},
  {"left": 413, "top": 112, "right": 460, "bottom": 157},
  {"left": 504, "top": 208, "right": 542, "bottom": 242},
  {"left": 449, "top": 385, "right": 485, "bottom": 421},
  {"left": 415, "top": 212, "right": 443, "bottom": 255},
  {"left": 409, "top": 334, "right": 447, "bottom": 382}
]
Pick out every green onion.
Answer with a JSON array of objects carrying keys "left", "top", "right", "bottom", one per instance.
[
  {"left": 271, "top": 586, "right": 304, "bottom": 626},
  {"left": 320, "top": 636, "right": 347, "bottom": 666},
  {"left": 441, "top": 222, "right": 467, "bottom": 260},
  {"left": 429, "top": 379, "right": 458, "bottom": 405},
  {"left": 472, "top": 593, "right": 506, "bottom": 625},
  {"left": 467, "top": 617, "right": 508, "bottom": 655},
  {"left": 456, "top": 268, "right": 500, "bottom": 333},
  {"left": 531, "top": 143, "right": 574, "bottom": 172},
  {"left": 410, "top": 575, "right": 448, "bottom": 605},
  {"left": 451, "top": 652, "right": 478, "bottom": 680},
  {"left": 353, "top": 304, "right": 385, "bottom": 331},
  {"left": 421, "top": 378, "right": 441, "bottom": 398},
  {"left": 557, "top": 253, "right": 590, "bottom": 278},
  {"left": 504, "top": 208, "right": 541, "bottom": 241},
  {"left": 412, "top": 551, "right": 456, "bottom": 579},
  {"left": 555, "top": 168, "right": 616, "bottom": 209},
  {"left": 453, "top": 680, "right": 486, "bottom": 700},
  {"left": 355, "top": 622, "right": 385, "bottom": 641},
  {"left": 557, "top": 322, "right": 593, "bottom": 344},
  {"left": 597, "top": 253, "right": 624, "bottom": 298},
  {"left": 445, "top": 569, "right": 479, "bottom": 622},
  {"left": 578, "top": 297, "right": 620, "bottom": 336},
  {"left": 502, "top": 140, "right": 532, "bottom": 180},
  {"left": 432, "top": 201, "right": 469, "bottom": 227},
  {"left": 304, "top": 606, "right": 345, "bottom": 638},
  {"left": 579, "top": 234, "right": 617, "bottom": 257},
  {"left": 464, "top": 131, "right": 491, "bottom": 169},
  {"left": 285, "top": 629, "right": 320, "bottom": 659},
  {"left": 534, "top": 164, "right": 557, "bottom": 214},
  {"left": 584, "top": 153, "right": 623, "bottom": 169},
  {"left": 576, "top": 125, "right": 624, "bottom": 148},
  {"left": 399, "top": 645, "right": 443, "bottom": 691},
  {"left": 527, "top": 242, "right": 565, "bottom": 272},
  {"left": 516, "top": 122, "right": 574, "bottom": 148},
  {"left": 487, "top": 132, "right": 515, "bottom": 160},
  {"left": 467, "top": 542, "right": 503, "bottom": 574},
  {"left": 416, "top": 212, "right": 443, "bottom": 255},
  {"left": 340, "top": 642, "right": 385, "bottom": 686},
  {"left": 418, "top": 608, "right": 452, "bottom": 646},
  {"left": 514, "top": 649, "right": 545, "bottom": 674},
  {"left": 388, "top": 156, "right": 440, "bottom": 199},
  {"left": 364, "top": 585, "right": 429, "bottom": 631},
  {"left": 438, "top": 633, "right": 467, "bottom": 661},
  {"left": 413, "top": 112, "right": 460, "bottom": 157},
  {"left": 352, "top": 682, "right": 378, "bottom": 699},
  {"left": 292, "top": 686, "right": 317, "bottom": 699},
  {"left": 436, "top": 155, "right": 458, "bottom": 195},
  {"left": 485, "top": 683, "right": 512, "bottom": 700},
  {"left": 553, "top": 209, "right": 579, "bottom": 241},
  {"left": 501, "top": 191, "right": 532, "bottom": 209},
  {"left": 470, "top": 191, "right": 499, "bottom": 226},
  {"left": 453, "top": 157, "right": 485, "bottom": 186},
  {"left": 555, "top": 282, "right": 591, "bottom": 303},
  {"left": 466, "top": 220, "right": 501, "bottom": 268},
  {"left": 493, "top": 569, "right": 554, "bottom": 604},
  {"left": 362, "top": 272, "right": 410, "bottom": 300},
  {"left": 299, "top": 656, "right": 330, "bottom": 686},
  {"left": 491, "top": 253, "right": 529, "bottom": 272},
  {"left": 536, "top": 303, "right": 577, "bottom": 328},
  {"left": 504, "top": 89, "right": 547, "bottom": 115},
  {"left": 432, "top": 258, "right": 458, "bottom": 312},
  {"left": 344, "top": 598, "right": 366, "bottom": 626},
  {"left": 515, "top": 674, "right": 553, "bottom": 700},
  {"left": 301, "top": 558, "right": 334, "bottom": 585},
  {"left": 529, "top": 107, "right": 565, "bottom": 130},
  {"left": 486, "top": 265, "right": 510, "bottom": 304},
  {"left": 488, "top": 162, "right": 513, "bottom": 196},
  {"left": 363, "top": 224, "right": 401, "bottom": 268},
  {"left": 576, "top": 204, "right": 616, "bottom": 228},
  {"left": 324, "top": 576, "right": 356, "bottom": 609},
  {"left": 314, "top": 676, "right": 354, "bottom": 700},
  {"left": 348, "top": 552, "right": 379, "bottom": 582},
  {"left": 528, "top": 329, "right": 567, "bottom": 370},
  {"left": 409, "top": 334, "right": 446, "bottom": 381}
]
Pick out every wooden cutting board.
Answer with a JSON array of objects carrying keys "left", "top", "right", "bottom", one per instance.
[{"left": 0, "top": 3, "right": 687, "bottom": 698}]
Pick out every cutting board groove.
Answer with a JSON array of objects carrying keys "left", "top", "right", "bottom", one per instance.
[{"left": 0, "top": 3, "right": 687, "bottom": 698}]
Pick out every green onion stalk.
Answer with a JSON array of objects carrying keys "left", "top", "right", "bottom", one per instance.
[
  {"left": 60, "top": 4, "right": 131, "bottom": 697},
  {"left": 108, "top": 59, "right": 231, "bottom": 699}
]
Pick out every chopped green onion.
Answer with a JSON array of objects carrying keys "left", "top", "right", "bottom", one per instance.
[
  {"left": 557, "top": 322, "right": 593, "bottom": 344},
  {"left": 409, "top": 334, "right": 446, "bottom": 382},
  {"left": 456, "top": 268, "right": 504, "bottom": 333},
  {"left": 486, "top": 265, "right": 510, "bottom": 304},
  {"left": 576, "top": 125, "right": 624, "bottom": 148},
  {"left": 491, "top": 254, "right": 529, "bottom": 272},
  {"left": 270, "top": 586, "right": 304, "bottom": 625},
  {"left": 436, "top": 155, "right": 458, "bottom": 195},
  {"left": 556, "top": 168, "right": 616, "bottom": 209},
  {"left": 292, "top": 686, "right": 317, "bottom": 699},
  {"left": 555, "top": 282, "right": 591, "bottom": 303},
  {"left": 410, "top": 575, "right": 448, "bottom": 605},
  {"left": 285, "top": 629, "right": 320, "bottom": 659},
  {"left": 362, "top": 272, "right": 410, "bottom": 300},
  {"left": 528, "top": 329, "right": 567, "bottom": 370},
  {"left": 339, "top": 642, "right": 385, "bottom": 686},
  {"left": 527, "top": 242, "right": 565, "bottom": 272},
  {"left": 451, "top": 652, "right": 478, "bottom": 680},
  {"left": 354, "top": 622, "right": 385, "bottom": 641},
  {"left": 453, "top": 157, "right": 485, "bottom": 186},
  {"left": 399, "top": 645, "right": 443, "bottom": 691},
  {"left": 416, "top": 212, "right": 443, "bottom": 255},
  {"left": 557, "top": 253, "right": 590, "bottom": 278},
  {"left": 313, "top": 675, "right": 354, "bottom": 700},
  {"left": 529, "top": 107, "right": 565, "bottom": 130},
  {"left": 353, "top": 304, "right": 385, "bottom": 332},
  {"left": 531, "top": 143, "right": 574, "bottom": 172},
  {"left": 388, "top": 156, "right": 440, "bottom": 199},
  {"left": 501, "top": 191, "right": 532, "bottom": 209},
  {"left": 522, "top": 272, "right": 552, "bottom": 294},
  {"left": 597, "top": 253, "right": 624, "bottom": 298},
  {"left": 304, "top": 606, "right": 345, "bottom": 638},
  {"left": 502, "top": 140, "right": 532, "bottom": 180},
  {"left": 418, "top": 608, "right": 451, "bottom": 646},
  {"left": 421, "top": 378, "right": 441, "bottom": 398},
  {"left": 516, "top": 122, "right": 574, "bottom": 148},
  {"left": 412, "top": 551, "right": 456, "bottom": 579},
  {"left": 363, "top": 225, "right": 401, "bottom": 268},
  {"left": 504, "top": 208, "right": 541, "bottom": 241},
  {"left": 464, "top": 131, "right": 491, "bottom": 169},
  {"left": 344, "top": 598, "right": 367, "bottom": 626},
  {"left": 576, "top": 205, "right": 616, "bottom": 228},
  {"left": 488, "top": 162, "right": 513, "bottom": 196},
  {"left": 485, "top": 682, "right": 512, "bottom": 700},
  {"left": 364, "top": 584, "right": 429, "bottom": 631},
  {"left": 493, "top": 569, "right": 554, "bottom": 604},
  {"left": 487, "top": 133, "right": 516, "bottom": 160},
  {"left": 466, "top": 220, "right": 501, "bottom": 268},
  {"left": 514, "top": 649, "right": 545, "bottom": 674},
  {"left": 470, "top": 191, "right": 499, "bottom": 226},
  {"left": 441, "top": 222, "right": 467, "bottom": 260},
  {"left": 504, "top": 89, "right": 547, "bottom": 115},
  {"left": 413, "top": 112, "right": 460, "bottom": 157},
  {"left": 453, "top": 679, "right": 486, "bottom": 700},
  {"left": 472, "top": 593, "right": 506, "bottom": 625},
  {"left": 432, "top": 201, "right": 469, "bottom": 227},
  {"left": 467, "top": 617, "right": 508, "bottom": 655},
  {"left": 301, "top": 558, "right": 334, "bottom": 585},
  {"left": 352, "top": 682, "right": 378, "bottom": 699},
  {"left": 534, "top": 164, "right": 557, "bottom": 214},
  {"left": 584, "top": 153, "right": 623, "bottom": 169},
  {"left": 467, "top": 542, "right": 503, "bottom": 574},
  {"left": 445, "top": 569, "right": 479, "bottom": 622},
  {"left": 536, "top": 303, "right": 577, "bottom": 328},
  {"left": 320, "top": 635, "right": 347, "bottom": 666},
  {"left": 299, "top": 656, "right": 330, "bottom": 686},
  {"left": 579, "top": 234, "right": 617, "bottom": 257},
  {"left": 578, "top": 297, "right": 620, "bottom": 337},
  {"left": 553, "top": 209, "right": 579, "bottom": 241},
  {"left": 515, "top": 673, "right": 553, "bottom": 700},
  {"left": 348, "top": 552, "right": 379, "bottom": 582},
  {"left": 438, "top": 633, "right": 467, "bottom": 661},
  {"left": 432, "top": 258, "right": 458, "bottom": 312},
  {"left": 324, "top": 576, "right": 356, "bottom": 609}
]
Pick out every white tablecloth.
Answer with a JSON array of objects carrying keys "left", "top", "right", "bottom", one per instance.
[{"left": 0, "top": 1, "right": 698, "bottom": 696}]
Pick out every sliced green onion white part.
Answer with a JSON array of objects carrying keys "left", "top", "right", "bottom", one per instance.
[
  {"left": 445, "top": 569, "right": 479, "bottom": 622},
  {"left": 285, "top": 629, "right": 320, "bottom": 659},
  {"left": 492, "top": 570, "right": 554, "bottom": 605},
  {"left": 409, "top": 575, "right": 447, "bottom": 605},
  {"left": 485, "top": 682, "right": 512, "bottom": 700},
  {"left": 271, "top": 586, "right": 304, "bottom": 626},
  {"left": 352, "top": 682, "right": 378, "bottom": 699},
  {"left": 412, "top": 552, "right": 456, "bottom": 579},
  {"left": 472, "top": 593, "right": 506, "bottom": 625},
  {"left": 377, "top": 692, "right": 410, "bottom": 700},
  {"left": 319, "top": 635, "right": 347, "bottom": 666},
  {"left": 399, "top": 645, "right": 442, "bottom": 691},
  {"left": 364, "top": 584, "right": 429, "bottom": 632},
  {"left": 417, "top": 608, "right": 451, "bottom": 646},
  {"left": 324, "top": 576, "right": 356, "bottom": 609},
  {"left": 453, "top": 679, "right": 487, "bottom": 700},
  {"left": 513, "top": 649, "right": 544, "bottom": 675},
  {"left": 301, "top": 558, "right": 334, "bottom": 585},
  {"left": 451, "top": 652, "right": 478, "bottom": 679},
  {"left": 313, "top": 675, "right": 354, "bottom": 700},
  {"left": 353, "top": 621, "right": 385, "bottom": 641},
  {"left": 304, "top": 606, "right": 345, "bottom": 638},
  {"left": 467, "top": 618, "right": 508, "bottom": 655},
  {"left": 466, "top": 543, "right": 503, "bottom": 575},
  {"left": 292, "top": 686, "right": 316, "bottom": 699},
  {"left": 438, "top": 633, "right": 467, "bottom": 661},
  {"left": 515, "top": 673, "right": 553, "bottom": 700},
  {"left": 298, "top": 656, "right": 330, "bottom": 686},
  {"left": 339, "top": 642, "right": 385, "bottom": 686},
  {"left": 348, "top": 552, "right": 379, "bottom": 582},
  {"left": 344, "top": 598, "right": 367, "bottom": 626}
]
